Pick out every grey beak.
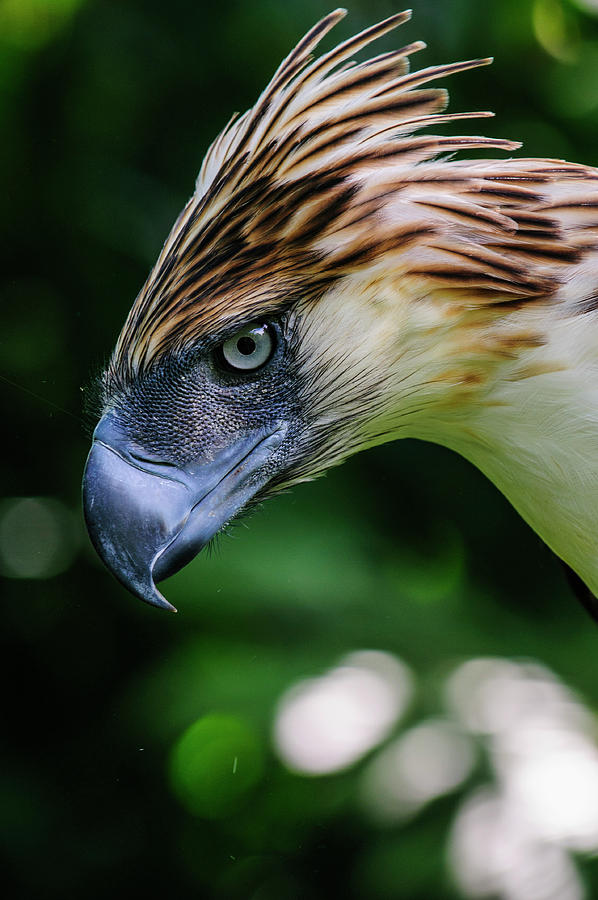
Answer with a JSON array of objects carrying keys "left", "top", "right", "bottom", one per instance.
[{"left": 82, "top": 415, "right": 284, "bottom": 610}]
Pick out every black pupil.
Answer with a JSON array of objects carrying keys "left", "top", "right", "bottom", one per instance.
[{"left": 237, "top": 336, "right": 257, "bottom": 356}]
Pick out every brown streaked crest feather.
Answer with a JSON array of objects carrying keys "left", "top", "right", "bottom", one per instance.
[{"left": 109, "top": 10, "right": 597, "bottom": 383}]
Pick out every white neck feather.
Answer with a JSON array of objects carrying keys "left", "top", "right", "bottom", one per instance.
[
  {"left": 424, "top": 308, "right": 598, "bottom": 594},
  {"left": 300, "top": 275, "right": 598, "bottom": 592}
]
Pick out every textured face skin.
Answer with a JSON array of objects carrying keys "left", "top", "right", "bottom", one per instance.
[{"left": 102, "top": 318, "right": 302, "bottom": 480}]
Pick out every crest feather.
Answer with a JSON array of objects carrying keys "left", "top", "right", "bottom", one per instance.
[{"left": 110, "top": 11, "right": 598, "bottom": 382}]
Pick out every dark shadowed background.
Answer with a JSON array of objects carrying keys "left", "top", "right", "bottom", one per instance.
[{"left": 3, "top": 0, "right": 598, "bottom": 897}]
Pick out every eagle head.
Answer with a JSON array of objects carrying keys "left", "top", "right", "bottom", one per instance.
[{"left": 83, "top": 9, "right": 598, "bottom": 612}]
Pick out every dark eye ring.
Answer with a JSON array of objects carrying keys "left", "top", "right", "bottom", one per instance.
[{"left": 216, "top": 323, "right": 276, "bottom": 372}]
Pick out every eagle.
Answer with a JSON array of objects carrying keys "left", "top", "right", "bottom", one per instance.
[{"left": 83, "top": 9, "right": 598, "bottom": 614}]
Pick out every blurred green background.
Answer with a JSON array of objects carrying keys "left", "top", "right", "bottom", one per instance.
[{"left": 3, "top": 0, "right": 598, "bottom": 897}]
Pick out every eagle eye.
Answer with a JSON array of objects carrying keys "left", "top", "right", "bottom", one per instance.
[{"left": 217, "top": 323, "right": 276, "bottom": 372}]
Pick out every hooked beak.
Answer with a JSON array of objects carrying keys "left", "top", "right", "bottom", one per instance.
[{"left": 82, "top": 414, "right": 284, "bottom": 611}]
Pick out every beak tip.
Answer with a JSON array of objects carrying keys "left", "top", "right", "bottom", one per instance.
[
  {"left": 156, "top": 601, "right": 178, "bottom": 614},
  {"left": 156, "top": 597, "right": 178, "bottom": 614},
  {"left": 136, "top": 579, "right": 178, "bottom": 613},
  {"left": 148, "top": 595, "right": 178, "bottom": 613}
]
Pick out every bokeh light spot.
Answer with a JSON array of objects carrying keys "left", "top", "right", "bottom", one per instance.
[
  {"left": 449, "top": 788, "right": 584, "bottom": 900},
  {"left": 273, "top": 651, "right": 413, "bottom": 775},
  {"left": 169, "top": 714, "right": 264, "bottom": 818},
  {"left": 361, "top": 719, "right": 476, "bottom": 822},
  {"left": 0, "top": 497, "right": 78, "bottom": 579},
  {"left": 569, "top": 0, "right": 598, "bottom": 16},
  {"left": 446, "top": 658, "right": 598, "bottom": 898},
  {"left": 533, "top": 0, "right": 579, "bottom": 63},
  {"left": 0, "top": 0, "right": 86, "bottom": 50},
  {"left": 509, "top": 739, "right": 598, "bottom": 850}
]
